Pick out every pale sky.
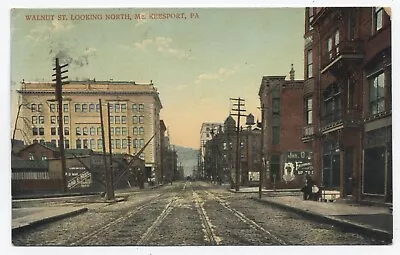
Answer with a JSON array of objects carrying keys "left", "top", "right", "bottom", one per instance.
[{"left": 10, "top": 8, "right": 306, "bottom": 149}]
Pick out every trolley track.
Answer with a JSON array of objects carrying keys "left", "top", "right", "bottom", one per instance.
[{"left": 197, "top": 189, "right": 291, "bottom": 245}]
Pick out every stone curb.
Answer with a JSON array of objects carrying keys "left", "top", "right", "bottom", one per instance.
[
  {"left": 13, "top": 192, "right": 102, "bottom": 200},
  {"left": 251, "top": 197, "right": 392, "bottom": 242},
  {"left": 12, "top": 207, "right": 88, "bottom": 235}
]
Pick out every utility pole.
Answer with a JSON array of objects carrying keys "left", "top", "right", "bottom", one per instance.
[
  {"left": 230, "top": 97, "right": 246, "bottom": 191},
  {"left": 259, "top": 104, "right": 265, "bottom": 199},
  {"left": 99, "top": 99, "right": 114, "bottom": 200},
  {"left": 52, "top": 58, "right": 69, "bottom": 192},
  {"left": 107, "top": 102, "right": 115, "bottom": 200}
]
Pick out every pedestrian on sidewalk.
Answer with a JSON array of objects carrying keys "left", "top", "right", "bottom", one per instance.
[{"left": 302, "top": 174, "right": 314, "bottom": 200}]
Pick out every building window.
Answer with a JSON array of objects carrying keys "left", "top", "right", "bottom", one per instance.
[
  {"left": 76, "top": 139, "right": 82, "bottom": 149},
  {"left": 121, "top": 116, "right": 127, "bottom": 124},
  {"left": 133, "top": 139, "right": 138, "bottom": 148},
  {"left": 83, "top": 139, "right": 88, "bottom": 149},
  {"left": 133, "top": 127, "right": 138, "bottom": 135},
  {"left": 90, "top": 139, "right": 95, "bottom": 149},
  {"left": 115, "top": 104, "right": 120, "bottom": 113},
  {"left": 139, "top": 127, "right": 144, "bottom": 135},
  {"left": 323, "top": 83, "right": 342, "bottom": 124},
  {"left": 110, "top": 116, "right": 114, "bottom": 124},
  {"left": 374, "top": 7, "right": 384, "bottom": 32},
  {"left": 75, "top": 104, "right": 81, "bottom": 112},
  {"left": 97, "top": 127, "right": 102, "bottom": 135},
  {"left": 50, "top": 104, "right": 56, "bottom": 112},
  {"left": 96, "top": 104, "right": 100, "bottom": 112},
  {"left": 122, "top": 139, "right": 127, "bottom": 149},
  {"left": 64, "top": 116, "right": 69, "bottom": 124},
  {"left": 76, "top": 127, "right": 81, "bottom": 136},
  {"left": 29, "top": 153, "right": 34, "bottom": 160},
  {"left": 110, "top": 139, "right": 115, "bottom": 149},
  {"left": 348, "top": 10, "right": 356, "bottom": 40},
  {"left": 38, "top": 116, "right": 44, "bottom": 124},
  {"left": 139, "top": 139, "right": 145, "bottom": 148},
  {"left": 122, "top": 127, "right": 127, "bottom": 136},
  {"left": 38, "top": 104, "right": 43, "bottom": 112},
  {"left": 32, "top": 127, "right": 38, "bottom": 136},
  {"left": 89, "top": 104, "right": 95, "bottom": 112},
  {"left": 115, "top": 116, "right": 121, "bottom": 124},
  {"left": 39, "top": 139, "right": 45, "bottom": 145},
  {"left": 307, "top": 50, "right": 313, "bottom": 79},
  {"left": 121, "top": 104, "right": 127, "bottom": 113},
  {"left": 116, "top": 139, "right": 121, "bottom": 149},
  {"left": 31, "top": 104, "right": 37, "bottom": 112},
  {"left": 65, "top": 139, "right": 70, "bottom": 149},
  {"left": 305, "top": 97, "right": 312, "bottom": 125},
  {"left": 115, "top": 127, "right": 121, "bottom": 136},
  {"left": 32, "top": 139, "right": 38, "bottom": 144},
  {"left": 51, "top": 116, "right": 56, "bottom": 124},
  {"left": 139, "top": 116, "right": 144, "bottom": 124},
  {"left": 32, "top": 116, "right": 38, "bottom": 124},
  {"left": 82, "top": 104, "right": 88, "bottom": 113},
  {"left": 133, "top": 116, "right": 138, "bottom": 124},
  {"left": 132, "top": 104, "right": 137, "bottom": 112},
  {"left": 51, "top": 139, "right": 56, "bottom": 146},
  {"left": 65, "top": 127, "right": 69, "bottom": 135},
  {"left": 83, "top": 127, "right": 88, "bottom": 135},
  {"left": 63, "top": 104, "right": 69, "bottom": 113},
  {"left": 109, "top": 104, "right": 113, "bottom": 113},
  {"left": 97, "top": 139, "right": 103, "bottom": 149},
  {"left": 139, "top": 104, "right": 144, "bottom": 112},
  {"left": 369, "top": 72, "right": 386, "bottom": 115},
  {"left": 110, "top": 127, "right": 114, "bottom": 135},
  {"left": 307, "top": 7, "right": 314, "bottom": 31},
  {"left": 90, "top": 127, "right": 95, "bottom": 136},
  {"left": 51, "top": 127, "right": 57, "bottom": 135},
  {"left": 39, "top": 127, "right": 44, "bottom": 135}
]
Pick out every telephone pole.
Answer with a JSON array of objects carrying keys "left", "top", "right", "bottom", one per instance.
[
  {"left": 98, "top": 99, "right": 115, "bottom": 200},
  {"left": 52, "top": 58, "right": 69, "bottom": 192},
  {"left": 230, "top": 97, "right": 246, "bottom": 191},
  {"left": 107, "top": 102, "right": 116, "bottom": 200}
]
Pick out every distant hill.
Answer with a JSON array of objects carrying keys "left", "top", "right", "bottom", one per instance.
[{"left": 173, "top": 145, "right": 199, "bottom": 177}]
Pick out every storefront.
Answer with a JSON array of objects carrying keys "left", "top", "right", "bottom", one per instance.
[{"left": 363, "top": 126, "right": 392, "bottom": 202}]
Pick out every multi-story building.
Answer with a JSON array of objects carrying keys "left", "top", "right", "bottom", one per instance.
[
  {"left": 199, "top": 122, "right": 223, "bottom": 178},
  {"left": 259, "top": 66, "right": 310, "bottom": 189},
  {"left": 302, "top": 7, "right": 391, "bottom": 203},
  {"left": 16, "top": 80, "right": 163, "bottom": 183}
]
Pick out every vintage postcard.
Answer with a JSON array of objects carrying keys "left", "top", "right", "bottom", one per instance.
[{"left": 9, "top": 5, "right": 394, "bottom": 251}]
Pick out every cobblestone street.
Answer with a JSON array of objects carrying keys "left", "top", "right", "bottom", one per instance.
[{"left": 12, "top": 182, "right": 389, "bottom": 246}]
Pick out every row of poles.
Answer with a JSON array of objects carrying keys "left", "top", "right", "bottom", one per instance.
[{"left": 53, "top": 58, "right": 115, "bottom": 200}]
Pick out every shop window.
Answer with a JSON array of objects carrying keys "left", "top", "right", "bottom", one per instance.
[{"left": 369, "top": 72, "right": 386, "bottom": 116}]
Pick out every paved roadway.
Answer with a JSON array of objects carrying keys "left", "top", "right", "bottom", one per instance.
[{"left": 12, "top": 181, "right": 388, "bottom": 246}]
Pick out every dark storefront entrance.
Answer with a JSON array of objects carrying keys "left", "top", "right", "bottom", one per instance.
[
  {"left": 363, "top": 126, "right": 392, "bottom": 203},
  {"left": 322, "top": 141, "right": 340, "bottom": 189}
]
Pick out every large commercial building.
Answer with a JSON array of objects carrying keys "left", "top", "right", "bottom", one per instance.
[
  {"left": 16, "top": 80, "right": 163, "bottom": 182},
  {"left": 302, "top": 7, "right": 391, "bottom": 203},
  {"left": 199, "top": 122, "right": 223, "bottom": 178},
  {"left": 259, "top": 67, "right": 309, "bottom": 189}
]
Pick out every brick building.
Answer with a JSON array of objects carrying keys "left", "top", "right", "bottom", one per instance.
[
  {"left": 16, "top": 80, "right": 163, "bottom": 183},
  {"left": 259, "top": 67, "right": 310, "bottom": 189},
  {"left": 302, "top": 7, "right": 391, "bottom": 202}
]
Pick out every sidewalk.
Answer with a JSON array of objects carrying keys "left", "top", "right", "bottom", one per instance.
[
  {"left": 229, "top": 187, "right": 301, "bottom": 196},
  {"left": 12, "top": 194, "right": 127, "bottom": 234},
  {"left": 12, "top": 206, "right": 88, "bottom": 233},
  {"left": 252, "top": 195, "right": 393, "bottom": 241}
]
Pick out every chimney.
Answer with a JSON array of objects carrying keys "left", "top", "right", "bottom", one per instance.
[{"left": 289, "top": 64, "right": 295, "bottom": 81}]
